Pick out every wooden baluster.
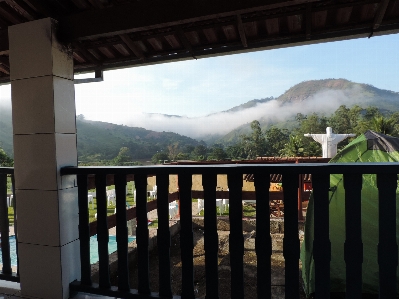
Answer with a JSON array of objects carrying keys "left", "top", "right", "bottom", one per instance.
[
  {"left": 135, "top": 174, "right": 150, "bottom": 295},
  {"left": 282, "top": 173, "right": 299, "bottom": 299},
  {"left": 377, "top": 173, "right": 398, "bottom": 298},
  {"left": 312, "top": 173, "right": 331, "bottom": 298},
  {"left": 0, "top": 173, "right": 11, "bottom": 274},
  {"left": 178, "top": 173, "right": 195, "bottom": 299},
  {"left": 77, "top": 174, "right": 92, "bottom": 285},
  {"left": 227, "top": 173, "right": 244, "bottom": 299},
  {"left": 95, "top": 174, "right": 111, "bottom": 289},
  {"left": 203, "top": 172, "right": 219, "bottom": 299},
  {"left": 115, "top": 174, "right": 130, "bottom": 291},
  {"left": 343, "top": 173, "right": 363, "bottom": 298},
  {"left": 157, "top": 173, "right": 173, "bottom": 298},
  {"left": 254, "top": 172, "right": 271, "bottom": 298}
]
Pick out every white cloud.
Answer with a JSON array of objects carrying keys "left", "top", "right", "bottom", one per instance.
[{"left": 114, "top": 87, "right": 363, "bottom": 138}]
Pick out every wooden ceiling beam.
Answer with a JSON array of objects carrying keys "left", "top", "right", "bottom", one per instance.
[
  {"left": 25, "top": 0, "right": 58, "bottom": 18},
  {"left": 0, "top": 2, "right": 26, "bottom": 24},
  {"left": 86, "top": 0, "right": 105, "bottom": 9},
  {"left": 119, "top": 34, "right": 146, "bottom": 61},
  {"left": 176, "top": 26, "right": 196, "bottom": 58},
  {"left": 372, "top": 0, "right": 390, "bottom": 30},
  {"left": 306, "top": 3, "right": 312, "bottom": 40},
  {"left": 236, "top": 14, "right": 247, "bottom": 47},
  {"left": 0, "top": 63, "right": 9, "bottom": 74},
  {"left": 73, "top": 42, "right": 101, "bottom": 65},
  {"left": 5, "top": 0, "right": 38, "bottom": 20},
  {"left": 59, "top": 0, "right": 321, "bottom": 41},
  {"left": 0, "top": 54, "right": 8, "bottom": 67}
]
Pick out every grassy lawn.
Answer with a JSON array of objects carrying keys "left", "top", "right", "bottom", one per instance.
[
  {"left": 8, "top": 207, "right": 15, "bottom": 225},
  {"left": 88, "top": 193, "right": 136, "bottom": 223}
]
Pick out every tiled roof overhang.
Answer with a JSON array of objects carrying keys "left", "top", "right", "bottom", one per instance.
[{"left": 0, "top": 0, "right": 397, "bottom": 83}]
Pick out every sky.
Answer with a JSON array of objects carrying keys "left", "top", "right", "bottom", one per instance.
[{"left": 0, "top": 33, "right": 398, "bottom": 138}]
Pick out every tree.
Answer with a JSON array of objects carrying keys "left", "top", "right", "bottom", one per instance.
[
  {"left": 0, "top": 148, "right": 13, "bottom": 167},
  {"left": 192, "top": 145, "right": 208, "bottom": 161},
  {"left": 371, "top": 115, "right": 398, "bottom": 135},
  {"left": 265, "top": 127, "right": 289, "bottom": 156},
  {"left": 167, "top": 143, "right": 180, "bottom": 161},
  {"left": 208, "top": 144, "right": 228, "bottom": 161},
  {"left": 151, "top": 152, "right": 169, "bottom": 164},
  {"left": 280, "top": 135, "right": 305, "bottom": 157},
  {"left": 240, "top": 120, "right": 267, "bottom": 159},
  {"left": 225, "top": 144, "right": 242, "bottom": 160},
  {"left": 113, "top": 147, "right": 131, "bottom": 165}
]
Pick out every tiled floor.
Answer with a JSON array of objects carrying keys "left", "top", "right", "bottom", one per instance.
[{"left": 0, "top": 281, "right": 20, "bottom": 298}]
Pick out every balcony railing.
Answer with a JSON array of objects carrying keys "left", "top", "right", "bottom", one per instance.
[
  {"left": 61, "top": 163, "right": 399, "bottom": 299},
  {"left": 0, "top": 167, "right": 19, "bottom": 282}
]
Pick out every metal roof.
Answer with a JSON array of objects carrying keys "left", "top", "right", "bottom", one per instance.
[{"left": 0, "top": 0, "right": 397, "bottom": 83}]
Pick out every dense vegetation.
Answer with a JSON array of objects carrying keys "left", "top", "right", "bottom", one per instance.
[
  {"left": 214, "top": 79, "right": 399, "bottom": 145},
  {"left": 150, "top": 105, "right": 399, "bottom": 162},
  {"left": 76, "top": 116, "right": 204, "bottom": 165}
]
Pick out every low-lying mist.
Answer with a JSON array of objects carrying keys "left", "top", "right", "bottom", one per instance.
[
  {"left": 0, "top": 87, "right": 365, "bottom": 139},
  {"left": 123, "top": 87, "right": 364, "bottom": 138}
]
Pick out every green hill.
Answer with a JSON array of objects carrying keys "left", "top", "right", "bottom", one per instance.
[
  {"left": 77, "top": 118, "right": 201, "bottom": 162},
  {"left": 0, "top": 113, "right": 201, "bottom": 161},
  {"left": 216, "top": 79, "right": 399, "bottom": 145}
]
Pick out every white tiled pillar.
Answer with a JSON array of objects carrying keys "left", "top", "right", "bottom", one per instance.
[{"left": 8, "top": 18, "right": 80, "bottom": 299}]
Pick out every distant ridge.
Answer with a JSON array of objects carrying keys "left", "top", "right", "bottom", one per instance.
[
  {"left": 277, "top": 79, "right": 399, "bottom": 109},
  {"left": 214, "top": 79, "right": 399, "bottom": 145}
]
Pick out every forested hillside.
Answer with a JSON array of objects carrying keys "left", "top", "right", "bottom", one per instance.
[
  {"left": 215, "top": 79, "right": 399, "bottom": 145},
  {"left": 0, "top": 112, "right": 202, "bottom": 162},
  {"left": 77, "top": 117, "right": 202, "bottom": 163}
]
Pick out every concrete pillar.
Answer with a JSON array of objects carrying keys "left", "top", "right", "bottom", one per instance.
[{"left": 9, "top": 18, "right": 80, "bottom": 299}]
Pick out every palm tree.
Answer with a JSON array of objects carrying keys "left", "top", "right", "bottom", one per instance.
[{"left": 372, "top": 116, "right": 397, "bottom": 135}]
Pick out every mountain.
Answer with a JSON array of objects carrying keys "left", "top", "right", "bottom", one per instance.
[
  {"left": 77, "top": 119, "right": 201, "bottom": 161},
  {"left": 277, "top": 79, "right": 399, "bottom": 110},
  {"left": 0, "top": 112, "right": 201, "bottom": 160},
  {"left": 214, "top": 97, "right": 274, "bottom": 114},
  {"left": 215, "top": 79, "right": 399, "bottom": 145}
]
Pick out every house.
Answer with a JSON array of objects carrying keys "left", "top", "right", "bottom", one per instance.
[{"left": 0, "top": 1, "right": 398, "bottom": 298}]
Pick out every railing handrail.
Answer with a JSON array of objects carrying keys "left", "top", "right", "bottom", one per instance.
[
  {"left": 0, "top": 167, "right": 13, "bottom": 174},
  {"left": 61, "top": 162, "right": 399, "bottom": 175},
  {"left": 65, "top": 163, "right": 399, "bottom": 298}
]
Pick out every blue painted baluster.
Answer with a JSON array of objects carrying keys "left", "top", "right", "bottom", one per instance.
[
  {"left": 227, "top": 172, "right": 244, "bottom": 299},
  {"left": 203, "top": 172, "right": 219, "bottom": 299},
  {"left": 135, "top": 174, "right": 150, "bottom": 295},
  {"left": 178, "top": 173, "right": 195, "bottom": 299},
  {"left": 115, "top": 174, "right": 130, "bottom": 291},
  {"left": 0, "top": 173, "right": 11, "bottom": 274},
  {"left": 282, "top": 173, "right": 299, "bottom": 299},
  {"left": 377, "top": 173, "right": 398, "bottom": 298},
  {"left": 95, "top": 174, "right": 111, "bottom": 289},
  {"left": 312, "top": 173, "right": 331, "bottom": 298},
  {"left": 156, "top": 173, "right": 173, "bottom": 298},
  {"left": 254, "top": 172, "right": 271, "bottom": 298},
  {"left": 343, "top": 173, "right": 363, "bottom": 298},
  {"left": 77, "top": 174, "right": 92, "bottom": 286}
]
